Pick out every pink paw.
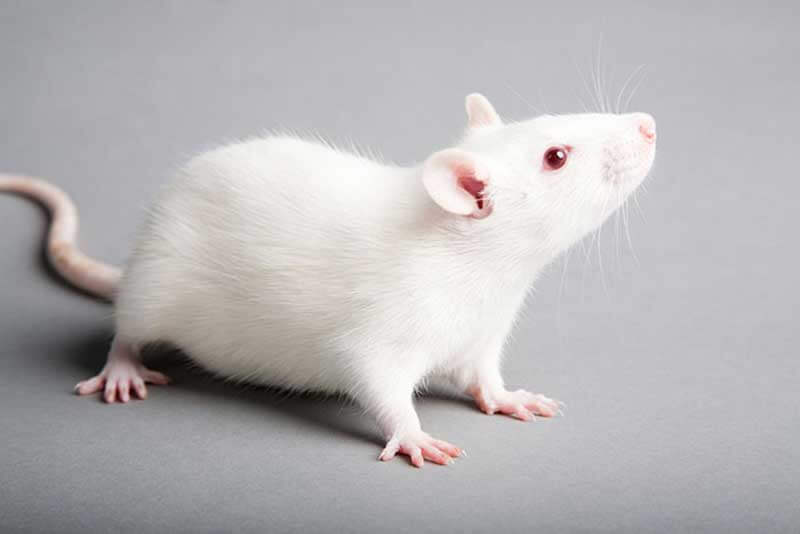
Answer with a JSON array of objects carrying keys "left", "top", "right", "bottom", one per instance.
[
  {"left": 472, "top": 388, "right": 563, "bottom": 421},
  {"left": 74, "top": 360, "right": 170, "bottom": 403},
  {"left": 379, "top": 431, "right": 463, "bottom": 468}
]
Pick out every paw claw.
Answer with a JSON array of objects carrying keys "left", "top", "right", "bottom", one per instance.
[
  {"left": 409, "top": 448, "right": 424, "bottom": 468},
  {"left": 132, "top": 379, "right": 147, "bottom": 400},
  {"left": 512, "top": 407, "right": 536, "bottom": 422},
  {"left": 118, "top": 383, "right": 130, "bottom": 403},
  {"left": 104, "top": 382, "right": 117, "bottom": 404},
  {"left": 432, "top": 439, "right": 462, "bottom": 458},
  {"left": 75, "top": 375, "right": 106, "bottom": 396}
]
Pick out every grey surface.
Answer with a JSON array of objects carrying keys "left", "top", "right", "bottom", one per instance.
[{"left": 1, "top": 1, "right": 798, "bottom": 532}]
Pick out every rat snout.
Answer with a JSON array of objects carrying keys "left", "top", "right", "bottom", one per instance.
[
  {"left": 633, "top": 113, "right": 656, "bottom": 144},
  {"left": 604, "top": 113, "right": 657, "bottom": 186}
]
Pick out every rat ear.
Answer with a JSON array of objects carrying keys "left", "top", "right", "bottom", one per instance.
[
  {"left": 422, "top": 149, "right": 492, "bottom": 219},
  {"left": 465, "top": 93, "right": 501, "bottom": 129}
]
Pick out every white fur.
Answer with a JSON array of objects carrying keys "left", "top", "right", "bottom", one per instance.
[{"left": 113, "top": 95, "right": 655, "bottom": 439}]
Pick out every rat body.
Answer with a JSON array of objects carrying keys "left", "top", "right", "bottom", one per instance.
[{"left": 0, "top": 94, "right": 656, "bottom": 466}]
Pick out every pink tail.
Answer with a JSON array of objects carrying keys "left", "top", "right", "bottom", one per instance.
[{"left": 0, "top": 174, "right": 121, "bottom": 300}]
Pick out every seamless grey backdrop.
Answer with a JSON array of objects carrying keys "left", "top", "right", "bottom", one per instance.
[{"left": 1, "top": 2, "right": 797, "bottom": 533}]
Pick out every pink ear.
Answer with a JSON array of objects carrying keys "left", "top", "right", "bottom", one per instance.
[
  {"left": 422, "top": 149, "right": 491, "bottom": 218},
  {"left": 465, "top": 93, "right": 501, "bottom": 129}
]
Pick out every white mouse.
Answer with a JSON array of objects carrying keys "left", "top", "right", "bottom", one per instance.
[{"left": 0, "top": 93, "right": 656, "bottom": 467}]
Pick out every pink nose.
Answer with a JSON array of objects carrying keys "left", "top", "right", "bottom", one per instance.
[{"left": 636, "top": 113, "right": 656, "bottom": 143}]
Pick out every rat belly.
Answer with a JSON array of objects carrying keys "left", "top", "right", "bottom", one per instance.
[{"left": 114, "top": 250, "right": 503, "bottom": 394}]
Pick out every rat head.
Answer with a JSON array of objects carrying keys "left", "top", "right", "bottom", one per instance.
[{"left": 422, "top": 93, "right": 656, "bottom": 256}]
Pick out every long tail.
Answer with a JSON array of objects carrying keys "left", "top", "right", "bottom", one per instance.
[{"left": 0, "top": 174, "right": 121, "bottom": 301}]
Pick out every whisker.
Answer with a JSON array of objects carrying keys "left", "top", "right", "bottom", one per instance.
[
  {"left": 592, "top": 37, "right": 604, "bottom": 113},
  {"left": 504, "top": 82, "right": 542, "bottom": 115},
  {"left": 572, "top": 55, "right": 602, "bottom": 113},
  {"left": 594, "top": 186, "right": 614, "bottom": 299},
  {"left": 615, "top": 64, "right": 646, "bottom": 114},
  {"left": 623, "top": 69, "right": 648, "bottom": 112},
  {"left": 536, "top": 87, "right": 551, "bottom": 115},
  {"left": 622, "top": 195, "right": 639, "bottom": 266},
  {"left": 632, "top": 189, "right": 647, "bottom": 222},
  {"left": 597, "top": 34, "right": 613, "bottom": 114},
  {"left": 573, "top": 89, "right": 591, "bottom": 113}
]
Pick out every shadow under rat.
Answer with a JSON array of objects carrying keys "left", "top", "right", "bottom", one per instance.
[{"left": 61, "top": 327, "right": 474, "bottom": 452}]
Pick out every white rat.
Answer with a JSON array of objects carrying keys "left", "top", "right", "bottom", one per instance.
[{"left": 0, "top": 94, "right": 655, "bottom": 467}]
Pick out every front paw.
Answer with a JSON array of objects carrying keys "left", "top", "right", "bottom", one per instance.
[
  {"left": 472, "top": 388, "right": 563, "bottom": 421},
  {"left": 379, "top": 431, "right": 463, "bottom": 468}
]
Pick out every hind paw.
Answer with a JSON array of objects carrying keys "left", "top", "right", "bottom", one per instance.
[{"left": 75, "top": 358, "right": 170, "bottom": 403}]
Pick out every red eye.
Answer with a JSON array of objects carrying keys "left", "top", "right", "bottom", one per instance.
[{"left": 543, "top": 146, "right": 568, "bottom": 170}]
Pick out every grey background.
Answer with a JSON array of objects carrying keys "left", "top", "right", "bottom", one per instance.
[{"left": 1, "top": 1, "right": 797, "bottom": 532}]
